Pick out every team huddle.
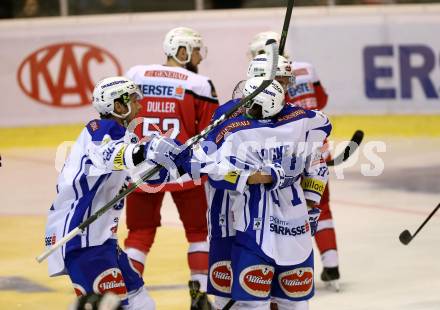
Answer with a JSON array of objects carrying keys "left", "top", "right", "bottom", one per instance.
[{"left": 44, "top": 27, "right": 341, "bottom": 310}]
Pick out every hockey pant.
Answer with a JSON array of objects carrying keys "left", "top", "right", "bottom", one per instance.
[
  {"left": 208, "top": 238, "right": 314, "bottom": 308},
  {"left": 214, "top": 298, "right": 308, "bottom": 310},
  {"left": 64, "top": 239, "right": 155, "bottom": 309}
]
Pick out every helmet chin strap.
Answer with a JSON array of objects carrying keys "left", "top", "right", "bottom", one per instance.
[
  {"left": 245, "top": 102, "right": 264, "bottom": 120},
  {"left": 110, "top": 103, "right": 132, "bottom": 127},
  {"left": 172, "top": 44, "right": 192, "bottom": 65},
  {"left": 172, "top": 54, "right": 190, "bottom": 65}
]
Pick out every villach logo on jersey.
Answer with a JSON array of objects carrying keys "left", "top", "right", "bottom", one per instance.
[{"left": 17, "top": 42, "right": 122, "bottom": 108}]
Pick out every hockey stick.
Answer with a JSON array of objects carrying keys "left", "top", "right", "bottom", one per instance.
[
  {"left": 231, "top": 79, "right": 246, "bottom": 100},
  {"left": 36, "top": 40, "right": 278, "bottom": 264},
  {"left": 278, "top": 0, "right": 294, "bottom": 56},
  {"left": 221, "top": 2, "right": 294, "bottom": 310},
  {"left": 230, "top": 0, "right": 293, "bottom": 101},
  {"left": 326, "top": 130, "right": 364, "bottom": 167},
  {"left": 222, "top": 300, "right": 235, "bottom": 310},
  {"left": 399, "top": 203, "right": 440, "bottom": 245}
]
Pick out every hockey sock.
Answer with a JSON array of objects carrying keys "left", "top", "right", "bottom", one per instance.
[
  {"left": 125, "top": 247, "right": 147, "bottom": 275},
  {"left": 124, "top": 228, "right": 157, "bottom": 254},
  {"left": 315, "top": 225, "right": 339, "bottom": 267},
  {"left": 188, "top": 241, "right": 209, "bottom": 291}
]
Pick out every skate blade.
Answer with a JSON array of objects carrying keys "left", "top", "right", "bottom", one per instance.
[{"left": 324, "top": 280, "right": 340, "bottom": 292}]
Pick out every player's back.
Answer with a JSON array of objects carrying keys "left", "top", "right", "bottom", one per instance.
[
  {"left": 209, "top": 99, "right": 328, "bottom": 144},
  {"left": 205, "top": 103, "right": 331, "bottom": 265}
]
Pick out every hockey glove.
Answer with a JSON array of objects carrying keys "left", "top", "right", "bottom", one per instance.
[
  {"left": 144, "top": 136, "right": 194, "bottom": 179},
  {"left": 308, "top": 207, "right": 321, "bottom": 237},
  {"left": 144, "top": 136, "right": 183, "bottom": 166},
  {"left": 262, "top": 157, "right": 299, "bottom": 191},
  {"left": 170, "top": 140, "right": 193, "bottom": 168}
]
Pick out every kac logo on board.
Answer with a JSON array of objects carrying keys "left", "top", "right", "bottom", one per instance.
[
  {"left": 363, "top": 44, "right": 439, "bottom": 100},
  {"left": 17, "top": 42, "right": 122, "bottom": 108}
]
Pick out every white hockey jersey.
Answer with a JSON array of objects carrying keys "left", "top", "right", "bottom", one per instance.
[
  {"left": 201, "top": 100, "right": 331, "bottom": 265},
  {"left": 45, "top": 119, "right": 145, "bottom": 276}
]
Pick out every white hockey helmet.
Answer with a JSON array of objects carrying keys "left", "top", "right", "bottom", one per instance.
[
  {"left": 92, "top": 76, "right": 141, "bottom": 119},
  {"left": 247, "top": 54, "right": 293, "bottom": 79},
  {"left": 243, "top": 77, "right": 285, "bottom": 118},
  {"left": 249, "top": 31, "right": 281, "bottom": 58},
  {"left": 163, "top": 27, "right": 205, "bottom": 65}
]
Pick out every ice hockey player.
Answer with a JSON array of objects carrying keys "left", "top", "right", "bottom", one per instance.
[
  {"left": 124, "top": 26, "right": 218, "bottom": 309},
  {"left": 246, "top": 54, "right": 294, "bottom": 93},
  {"left": 249, "top": 31, "right": 341, "bottom": 290},
  {"left": 193, "top": 77, "right": 331, "bottom": 309},
  {"left": 44, "top": 76, "right": 181, "bottom": 310}
]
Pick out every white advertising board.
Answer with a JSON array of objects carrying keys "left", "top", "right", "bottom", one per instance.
[{"left": 1, "top": 4, "right": 439, "bottom": 126}]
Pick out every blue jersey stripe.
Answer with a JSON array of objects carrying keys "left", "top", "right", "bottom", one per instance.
[
  {"left": 243, "top": 192, "right": 248, "bottom": 228},
  {"left": 66, "top": 173, "right": 108, "bottom": 253},
  {"left": 81, "top": 160, "right": 91, "bottom": 247},
  {"left": 229, "top": 155, "right": 251, "bottom": 170},
  {"left": 73, "top": 156, "right": 87, "bottom": 202},
  {"left": 247, "top": 185, "right": 261, "bottom": 242},
  {"left": 209, "top": 188, "right": 225, "bottom": 239},
  {"left": 291, "top": 186, "right": 302, "bottom": 206},
  {"left": 314, "top": 123, "right": 332, "bottom": 136},
  {"left": 259, "top": 190, "right": 267, "bottom": 246},
  {"left": 61, "top": 212, "right": 71, "bottom": 259},
  {"left": 62, "top": 155, "right": 87, "bottom": 253},
  {"left": 225, "top": 193, "right": 230, "bottom": 237}
]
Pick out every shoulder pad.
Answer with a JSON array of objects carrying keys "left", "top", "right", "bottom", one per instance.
[
  {"left": 212, "top": 99, "right": 241, "bottom": 120},
  {"left": 86, "top": 119, "right": 125, "bottom": 142}
]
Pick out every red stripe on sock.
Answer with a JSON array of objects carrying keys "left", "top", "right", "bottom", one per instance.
[
  {"left": 315, "top": 228, "right": 337, "bottom": 254},
  {"left": 188, "top": 251, "right": 209, "bottom": 272}
]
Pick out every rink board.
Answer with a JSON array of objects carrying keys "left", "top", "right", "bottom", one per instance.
[
  {"left": 1, "top": 4, "right": 440, "bottom": 128},
  {"left": 1, "top": 115, "right": 440, "bottom": 150}
]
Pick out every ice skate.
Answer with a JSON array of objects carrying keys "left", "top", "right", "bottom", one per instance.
[
  {"left": 321, "top": 267, "right": 341, "bottom": 292},
  {"left": 189, "top": 280, "right": 214, "bottom": 310}
]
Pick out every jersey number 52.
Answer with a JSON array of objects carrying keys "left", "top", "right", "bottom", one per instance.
[{"left": 142, "top": 117, "right": 180, "bottom": 139}]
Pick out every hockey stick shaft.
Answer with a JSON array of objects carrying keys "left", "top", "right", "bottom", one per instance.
[
  {"left": 278, "top": 0, "right": 294, "bottom": 55},
  {"left": 36, "top": 228, "right": 81, "bottom": 263},
  {"left": 36, "top": 41, "right": 278, "bottom": 263},
  {"left": 411, "top": 203, "right": 440, "bottom": 239},
  {"left": 222, "top": 299, "right": 235, "bottom": 310},
  {"left": 327, "top": 130, "right": 364, "bottom": 167}
]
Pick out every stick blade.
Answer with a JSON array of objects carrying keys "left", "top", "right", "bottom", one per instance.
[
  {"left": 352, "top": 130, "right": 364, "bottom": 145},
  {"left": 327, "top": 129, "right": 364, "bottom": 166},
  {"left": 399, "top": 230, "right": 412, "bottom": 245}
]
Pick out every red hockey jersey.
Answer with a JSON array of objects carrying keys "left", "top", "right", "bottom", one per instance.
[
  {"left": 286, "top": 61, "right": 328, "bottom": 111},
  {"left": 126, "top": 64, "right": 219, "bottom": 191}
]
